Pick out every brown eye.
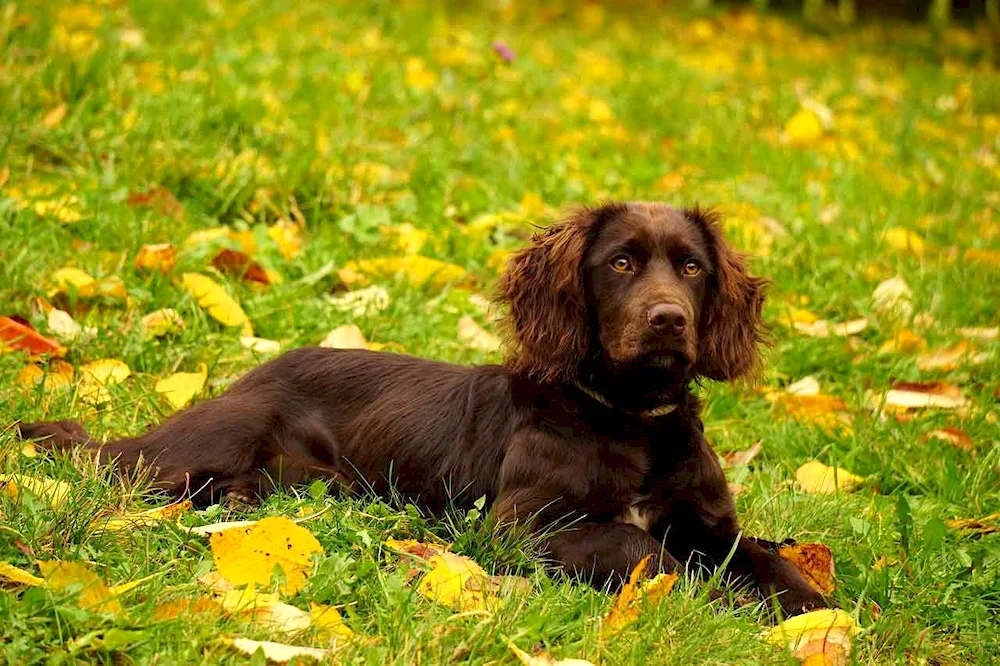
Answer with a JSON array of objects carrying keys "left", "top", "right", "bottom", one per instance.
[
  {"left": 611, "top": 255, "right": 633, "bottom": 273},
  {"left": 682, "top": 260, "right": 701, "bottom": 276}
]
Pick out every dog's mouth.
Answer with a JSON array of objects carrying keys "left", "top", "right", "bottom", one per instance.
[{"left": 643, "top": 349, "right": 692, "bottom": 369}]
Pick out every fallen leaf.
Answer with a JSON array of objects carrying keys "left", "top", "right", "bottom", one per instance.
[
  {"left": 42, "top": 104, "right": 68, "bottom": 129},
  {"left": 957, "top": 327, "right": 998, "bottom": 341},
  {"left": 795, "top": 461, "right": 864, "bottom": 494},
  {"left": 155, "top": 364, "right": 208, "bottom": 410},
  {"left": 0, "top": 473, "right": 73, "bottom": 506},
  {"left": 127, "top": 187, "right": 183, "bottom": 219},
  {"left": 764, "top": 609, "right": 859, "bottom": 666},
  {"left": 507, "top": 641, "right": 596, "bottom": 666},
  {"left": 37, "top": 561, "right": 123, "bottom": 614},
  {"left": 916, "top": 341, "right": 989, "bottom": 372},
  {"left": 722, "top": 440, "right": 762, "bottom": 468},
  {"left": 47, "top": 308, "right": 94, "bottom": 342},
  {"left": 0, "top": 316, "right": 65, "bottom": 356},
  {"left": 240, "top": 336, "right": 281, "bottom": 354},
  {"left": 16, "top": 359, "right": 74, "bottom": 390},
  {"left": 186, "top": 520, "right": 260, "bottom": 537},
  {"left": 220, "top": 588, "right": 312, "bottom": 633},
  {"left": 386, "top": 223, "right": 428, "bottom": 255},
  {"left": 925, "top": 427, "right": 974, "bottom": 451},
  {"left": 338, "top": 256, "right": 470, "bottom": 289},
  {"left": 873, "top": 381, "right": 970, "bottom": 411},
  {"left": 778, "top": 543, "right": 836, "bottom": 594},
  {"left": 872, "top": 276, "right": 913, "bottom": 318},
  {"left": 793, "top": 318, "right": 868, "bottom": 338},
  {"left": 141, "top": 308, "right": 185, "bottom": 338},
  {"left": 134, "top": 243, "right": 177, "bottom": 273},
  {"left": 883, "top": 227, "right": 925, "bottom": 257},
  {"left": 787, "top": 376, "right": 821, "bottom": 396},
  {"left": 457, "top": 316, "right": 502, "bottom": 352},
  {"left": 768, "top": 393, "right": 853, "bottom": 433},
  {"left": 151, "top": 597, "right": 223, "bottom": 620},
  {"left": 47, "top": 267, "right": 98, "bottom": 298},
  {"left": 783, "top": 109, "right": 825, "bottom": 146},
  {"left": 212, "top": 248, "right": 270, "bottom": 285},
  {"left": 78, "top": 358, "right": 131, "bottom": 404},
  {"left": 603, "top": 555, "right": 678, "bottom": 635},
  {"left": 946, "top": 513, "right": 1000, "bottom": 536},
  {"left": 268, "top": 220, "right": 303, "bottom": 260},
  {"left": 0, "top": 562, "right": 44, "bottom": 586},
  {"left": 319, "top": 325, "right": 369, "bottom": 350},
  {"left": 877, "top": 329, "right": 927, "bottom": 355},
  {"left": 309, "top": 603, "right": 355, "bottom": 642},
  {"left": 181, "top": 273, "right": 253, "bottom": 336},
  {"left": 226, "top": 638, "right": 329, "bottom": 663},
  {"left": 91, "top": 500, "right": 193, "bottom": 533},
  {"left": 326, "top": 286, "right": 390, "bottom": 317},
  {"left": 965, "top": 248, "right": 1000, "bottom": 267},
  {"left": 210, "top": 516, "right": 323, "bottom": 595}
]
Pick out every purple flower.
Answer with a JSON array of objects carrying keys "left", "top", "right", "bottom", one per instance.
[{"left": 493, "top": 41, "right": 515, "bottom": 63}]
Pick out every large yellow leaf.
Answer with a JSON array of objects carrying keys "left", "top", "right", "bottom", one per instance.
[
  {"left": 0, "top": 562, "right": 44, "bottom": 586},
  {"left": 764, "top": 608, "right": 859, "bottom": 665},
  {"left": 226, "top": 638, "right": 329, "bottom": 663},
  {"left": 795, "top": 461, "right": 864, "bottom": 495},
  {"left": 154, "top": 363, "right": 207, "bottom": 410},
  {"left": 37, "top": 561, "right": 122, "bottom": 614},
  {"left": 210, "top": 517, "right": 323, "bottom": 595},
  {"left": 603, "top": 554, "right": 678, "bottom": 636},
  {"left": 181, "top": 272, "right": 253, "bottom": 335},
  {"left": 338, "top": 256, "right": 470, "bottom": 289},
  {"left": 48, "top": 267, "right": 97, "bottom": 298},
  {"left": 78, "top": 358, "right": 131, "bottom": 404},
  {"left": 0, "top": 473, "right": 73, "bottom": 507}
]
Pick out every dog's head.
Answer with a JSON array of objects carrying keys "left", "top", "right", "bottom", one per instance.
[{"left": 498, "top": 201, "right": 768, "bottom": 385}]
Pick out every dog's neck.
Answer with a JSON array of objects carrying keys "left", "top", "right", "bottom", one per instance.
[
  {"left": 573, "top": 357, "right": 692, "bottom": 417},
  {"left": 571, "top": 380, "right": 679, "bottom": 419}
]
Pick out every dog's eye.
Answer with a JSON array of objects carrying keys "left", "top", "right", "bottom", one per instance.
[
  {"left": 610, "top": 255, "right": 633, "bottom": 273},
  {"left": 681, "top": 260, "right": 701, "bottom": 277}
]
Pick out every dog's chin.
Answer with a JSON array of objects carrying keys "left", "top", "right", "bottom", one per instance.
[{"left": 606, "top": 344, "right": 694, "bottom": 374}]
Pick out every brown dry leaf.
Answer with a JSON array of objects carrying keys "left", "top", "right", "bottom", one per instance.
[
  {"left": 795, "top": 461, "right": 865, "bottom": 495},
  {"left": 0, "top": 473, "right": 73, "bottom": 507},
  {"left": 779, "top": 543, "right": 836, "bottom": 594},
  {"left": 91, "top": 500, "right": 193, "bottom": 534},
  {"left": 0, "top": 562, "right": 44, "bottom": 586},
  {"left": 78, "top": 358, "right": 131, "bottom": 404},
  {"left": 154, "top": 364, "right": 208, "bottom": 410},
  {"left": 603, "top": 554, "right": 678, "bottom": 636},
  {"left": 210, "top": 516, "right": 323, "bottom": 595},
  {"left": 37, "top": 561, "right": 123, "bottom": 614},
  {"left": 141, "top": 308, "right": 185, "bottom": 338},
  {"left": 722, "top": 440, "right": 762, "bottom": 468},
  {"left": 946, "top": 513, "right": 1000, "bottom": 536},
  {"left": 127, "top": 187, "right": 184, "bottom": 220},
  {"left": 873, "top": 381, "right": 970, "bottom": 412},
  {"left": 181, "top": 273, "right": 253, "bottom": 336},
  {"left": 925, "top": 427, "right": 974, "bottom": 451},
  {"left": 134, "top": 243, "right": 176, "bottom": 273},
  {"left": 338, "top": 256, "right": 470, "bottom": 290},
  {"left": 226, "top": 637, "right": 329, "bottom": 663},
  {"left": 457, "top": 316, "right": 501, "bottom": 352},
  {"left": 319, "top": 325, "right": 369, "bottom": 350},
  {"left": 1, "top": 316, "right": 66, "bottom": 357},
  {"left": 916, "top": 341, "right": 990, "bottom": 372},
  {"left": 764, "top": 609, "right": 859, "bottom": 666},
  {"left": 212, "top": 248, "right": 270, "bottom": 285},
  {"left": 507, "top": 641, "right": 596, "bottom": 666}
]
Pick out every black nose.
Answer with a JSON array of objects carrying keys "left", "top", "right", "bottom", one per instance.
[{"left": 647, "top": 303, "right": 687, "bottom": 335}]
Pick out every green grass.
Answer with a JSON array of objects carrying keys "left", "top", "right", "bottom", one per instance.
[{"left": 1, "top": 0, "right": 999, "bottom": 663}]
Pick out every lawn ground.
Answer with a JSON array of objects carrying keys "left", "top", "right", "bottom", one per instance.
[{"left": 1, "top": 1, "right": 999, "bottom": 664}]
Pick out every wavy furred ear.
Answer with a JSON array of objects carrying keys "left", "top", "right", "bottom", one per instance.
[
  {"left": 497, "top": 205, "right": 621, "bottom": 383},
  {"left": 687, "top": 206, "right": 770, "bottom": 382}
]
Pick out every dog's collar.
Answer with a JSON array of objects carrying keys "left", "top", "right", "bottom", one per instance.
[{"left": 572, "top": 381, "right": 678, "bottom": 419}]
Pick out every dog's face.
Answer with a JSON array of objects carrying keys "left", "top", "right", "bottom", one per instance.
[
  {"left": 585, "top": 204, "right": 710, "bottom": 370},
  {"left": 499, "top": 201, "right": 768, "bottom": 385}
]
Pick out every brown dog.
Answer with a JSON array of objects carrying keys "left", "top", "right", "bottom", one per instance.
[{"left": 18, "top": 201, "right": 827, "bottom": 616}]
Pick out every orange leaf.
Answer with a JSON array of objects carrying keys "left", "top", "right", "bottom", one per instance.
[
  {"left": 127, "top": 186, "right": 183, "bottom": 219},
  {"left": 211, "top": 248, "right": 270, "bottom": 285},
  {"left": 925, "top": 427, "right": 974, "bottom": 451},
  {"left": 134, "top": 243, "right": 176, "bottom": 273},
  {"left": 0, "top": 316, "right": 65, "bottom": 357},
  {"left": 779, "top": 543, "right": 836, "bottom": 594}
]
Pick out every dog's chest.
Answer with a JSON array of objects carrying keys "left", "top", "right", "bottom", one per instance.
[{"left": 614, "top": 493, "right": 660, "bottom": 532}]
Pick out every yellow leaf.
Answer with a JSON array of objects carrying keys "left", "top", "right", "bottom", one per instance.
[
  {"left": 240, "top": 336, "right": 281, "bottom": 354},
  {"left": 183, "top": 227, "right": 232, "bottom": 248},
  {"left": 78, "top": 358, "right": 131, "bottom": 404},
  {"left": 783, "top": 109, "right": 825, "bottom": 146},
  {"left": 268, "top": 220, "right": 303, "bottom": 260},
  {"left": 507, "top": 641, "right": 596, "bottom": 666},
  {"left": 0, "top": 562, "right": 44, "bottom": 586},
  {"left": 417, "top": 550, "right": 493, "bottom": 611},
  {"left": 457, "top": 316, "right": 501, "bottom": 352},
  {"left": 309, "top": 603, "right": 354, "bottom": 642},
  {"left": 877, "top": 329, "right": 927, "bottom": 355},
  {"left": 141, "top": 308, "right": 184, "bottom": 338},
  {"left": 134, "top": 243, "right": 176, "bottom": 272},
  {"left": 965, "top": 247, "right": 1000, "bottom": 267},
  {"left": 883, "top": 227, "right": 925, "bottom": 257},
  {"left": 520, "top": 191, "right": 547, "bottom": 218},
  {"left": 155, "top": 364, "right": 207, "bottom": 410},
  {"left": 48, "top": 267, "right": 97, "bottom": 298},
  {"left": 181, "top": 273, "right": 253, "bottom": 335},
  {"left": 0, "top": 473, "right": 73, "bottom": 507},
  {"left": 37, "top": 561, "right": 122, "bottom": 614},
  {"left": 764, "top": 609, "right": 859, "bottom": 664},
  {"left": 405, "top": 57, "right": 439, "bottom": 91},
  {"left": 42, "top": 104, "right": 68, "bottom": 129},
  {"left": 226, "top": 638, "right": 329, "bottom": 663},
  {"left": 319, "top": 324, "right": 369, "bottom": 350},
  {"left": 338, "top": 256, "right": 469, "bottom": 289},
  {"left": 91, "top": 500, "right": 193, "bottom": 533},
  {"left": 187, "top": 520, "right": 259, "bottom": 537},
  {"left": 108, "top": 572, "right": 163, "bottom": 597},
  {"left": 946, "top": 512, "right": 1000, "bottom": 536},
  {"left": 17, "top": 359, "right": 74, "bottom": 391},
  {"left": 603, "top": 555, "right": 678, "bottom": 635},
  {"left": 210, "top": 516, "right": 323, "bottom": 595},
  {"left": 795, "top": 461, "right": 864, "bottom": 495},
  {"left": 768, "top": 393, "right": 853, "bottom": 433},
  {"left": 386, "top": 223, "right": 427, "bottom": 255}
]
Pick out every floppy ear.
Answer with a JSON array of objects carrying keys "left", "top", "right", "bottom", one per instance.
[
  {"left": 686, "top": 206, "right": 769, "bottom": 382},
  {"left": 498, "top": 205, "right": 618, "bottom": 383}
]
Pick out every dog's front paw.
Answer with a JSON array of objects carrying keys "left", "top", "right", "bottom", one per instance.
[{"left": 776, "top": 583, "right": 829, "bottom": 618}]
